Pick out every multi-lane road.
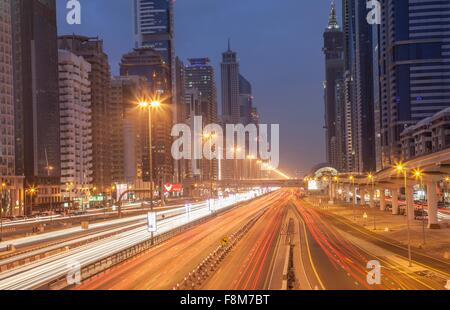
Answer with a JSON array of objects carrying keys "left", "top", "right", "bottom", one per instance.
[
  {"left": 72, "top": 189, "right": 450, "bottom": 290},
  {"left": 0, "top": 189, "right": 276, "bottom": 290},
  {"left": 1, "top": 189, "right": 448, "bottom": 290}
]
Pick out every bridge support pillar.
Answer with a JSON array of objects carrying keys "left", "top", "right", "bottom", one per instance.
[
  {"left": 426, "top": 181, "right": 440, "bottom": 229},
  {"left": 379, "top": 189, "right": 386, "bottom": 211},
  {"left": 392, "top": 189, "right": 399, "bottom": 215},
  {"left": 406, "top": 186, "right": 415, "bottom": 221},
  {"left": 328, "top": 183, "right": 334, "bottom": 204},
  {"left": 346, "top": 185, "right": 351, "bottom": 203}
]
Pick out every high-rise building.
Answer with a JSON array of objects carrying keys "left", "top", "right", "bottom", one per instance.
[
  {"left": 376, "top": 0, "right": 450, "bottom": 169},
  {"left": 173, "top": 58, "right": 186, "bottom": 184},
  {"left": 185, "top": 58, "right": 219, "bottom": 182},
  {"left": 58, "top": 49, "right": 93, "bottom": 202},
  {"left": 1, "top": 0, "right": 15, "bottom": 177},
  {"left": 1, "top": 0, "right": 23, "bottom": 216},
  {"left": 323, "top": 1, "right": 344, "bottom": 170},
  {"left": 110, "top": 76, "right": 148, "bottom": 185},
  {"left": 133, "top": 0, "right": 174, "bottom": 67},
  {"left": 120, "top": 47, "right": 173, "bottom": 186},
  {"left": 221, "top": 41, "right": 241, "bottom": 124},
  {"left": 133, "top": 0, "right": 176, "bottom": 111},
  {"left": 342, "top": 0, "right": 376, "bottom": 173},
  {"left": 12, "top": 0, "right": 61, "bottom": 213},
  {"left": 58, "top": 35, "right": 112, "bottom": 192},
  {"left": 185, "top": 58, "right": 218, "bottom": 124},
  {"left": 239, "top": 74, "right": 254, "bottom": 125},
  {"left": 184, "top": 88, "right": 203, "bottom": 182}
]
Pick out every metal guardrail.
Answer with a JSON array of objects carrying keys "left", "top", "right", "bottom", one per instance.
[{"left": 173, "top": 208, "right": 268, "bottom": 290}]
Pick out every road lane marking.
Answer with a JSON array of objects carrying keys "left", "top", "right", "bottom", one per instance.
[{"left": 300, "top": 217, "right": 326, "bottom": 290}]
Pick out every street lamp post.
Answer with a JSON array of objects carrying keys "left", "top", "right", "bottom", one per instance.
[
  {"left": 349, "top": 176, "right": 355, "bottom": 220},
  {"left": 1, "top": 181, "right": 6, "bottom": 242},
  {"left": 395, "top": 163, "right": 413, "bottom": 267},
  {"left": 204, "top": 133, "right": 216, "bottom": 212},
  {"left": 414, "top": 169, "right": 426, "bottom": 245},
  {"left": 139, "top": 99, "right": 161, "bottom": 245},
  {"left": 26, "top": 187, "right": 37, "bottom": 217},
  {"left": 368, "top": 173, "right": 376, "bottom": 230}
]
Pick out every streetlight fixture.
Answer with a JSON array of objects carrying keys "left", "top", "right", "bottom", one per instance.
[
  {"left": 395, "top": 163, "right": 413, "bottom": 267},
  {"left": 138, "top": 97, "right": 161, "bottom": 245}
]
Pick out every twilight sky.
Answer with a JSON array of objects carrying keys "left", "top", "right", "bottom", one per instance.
[{"left": 57, "top": 0, "right": 342, "bottom": 177}]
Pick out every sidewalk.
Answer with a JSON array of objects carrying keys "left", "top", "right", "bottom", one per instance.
[{"left": 319, "top": 202, "right": 450, "bottom": 261}]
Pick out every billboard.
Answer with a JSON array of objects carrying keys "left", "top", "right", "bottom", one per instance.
[{"left": 308, "top": 180, "right": 319, "bottom": 191}]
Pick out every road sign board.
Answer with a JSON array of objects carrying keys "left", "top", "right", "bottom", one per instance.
[{"left": 147, "top": 212, "right": 157, "bottom": 233}]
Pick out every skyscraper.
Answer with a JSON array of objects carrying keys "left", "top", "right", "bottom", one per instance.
[
  {"left": 58, "top": 49, "right": 93, "bottom": 201},
  {"left": 342, "top": 0, "right": 376, "bottom": 173},
  {"left": 221, "top": 41, "right": 241, "bottom": 124},
  {"left": 1, "top": 0, "right": 23, "bottom": 216},
  {"left": 110, "top": 76, "right": 148, "bottom": 185},
  {"left": 133, "top": 0, "right": 176, "bottom": 110},
  {"left": 133, "top": 0, "right": 174, "bottom": 66},
  {"left": 239, "top": 74, "right": 254, "bottom": 125},
  {"left": 376, "top": 0, "right": 450, "bottom": 168},
  {"left": 185, "top": 58, "right": 219, "bottom": 182},
  {"left": 323, "top": 1, "right": 344, "bottom": 170},
  {"left": 120, "top": 47, "right": 173, "bottom": 186},
  {"left": 185, "top": 58, "right": 218, "bottom": 125},
  {"left": 58, "top": 35, "right": 112, "bottom": 192},
  {"left": 12, "top": 0, "right": 61, "bottom": 213},
  {"left": 1, "top": 0, "right": 15, "bottom": 177}
]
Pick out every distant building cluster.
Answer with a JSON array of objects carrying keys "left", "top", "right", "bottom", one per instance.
[
  {"left": 323, "top": 0, "right": 450, "bottom": 174},
  {"left": 0, "top": 0, "right": 262, "bottom": 216}
]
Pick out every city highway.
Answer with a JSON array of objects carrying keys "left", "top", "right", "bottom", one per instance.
[
  {"left": 73, "top": 190, "right": 289, "bottom": 290},
  {"left": 1, "top": 189, "right": 448, "bottom": 290},
  {"left": 0, "top": 189, "right": 278, "bottom": 290},
  {"left": 204, "top": 196, "right": 449, "bottom": 290}
]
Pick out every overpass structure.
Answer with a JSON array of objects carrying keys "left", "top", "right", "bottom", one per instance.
[{"left": 320, "top": 148, "right": 450, "bottom": 229}]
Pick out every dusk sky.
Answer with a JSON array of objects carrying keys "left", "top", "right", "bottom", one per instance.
[{"left": 57, "top": 0, "right": 342, "bottom": 177}]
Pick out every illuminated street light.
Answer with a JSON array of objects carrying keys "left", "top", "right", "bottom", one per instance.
[
  {"left": 137, "top": 97, "right": 163, "bottom": 235},
  {"left": 394, "top": 162, "right": 412, "bottom": 267}
]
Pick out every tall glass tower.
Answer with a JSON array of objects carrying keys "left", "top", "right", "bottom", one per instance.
[
  {"left": 377, "top": 0, "right": 450, "bottom": 168},
  {"left": 133, "top": 0, "right": 174, "bottom": 69}
]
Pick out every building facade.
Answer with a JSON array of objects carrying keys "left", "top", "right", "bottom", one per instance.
[
  {"left": 1, "top": 0, "right": 23, "bottom": 216},
  {"left": 12, "top": 0, "right": 60, "bottom": 214},
  {"left": 377, "top": 0, "right": 450, "bottom": 168},
  {"left": 120, "top": 47, "right": 173, "bottom": 187},
  {"left": 221, "top": 42, "right": 241, "bottom": 125},
  {"left": 401, "top": 108, "right": 450, "bottom": 161},
  {"left": 185, "top": 58, "right": 219, "bottom": 182},
  {"left": 58, "top": 35, "right": 112, "bottom": 192},
  {"left": 58, "top": 49, "right": 93, "bottom": 203},
  {"left": 110, "top": 75, "right": 148, "bottom": 185},
  {"left": 342, "top": 0, "right": 376, "bottom": 173},
  {"left": 323, "top": 1, "right": 344, "bottom": 171}
]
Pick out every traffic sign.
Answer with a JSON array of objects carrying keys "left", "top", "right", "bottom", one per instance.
[{"left": 147, "top": 212, "right": 157, "bottom": 233}]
